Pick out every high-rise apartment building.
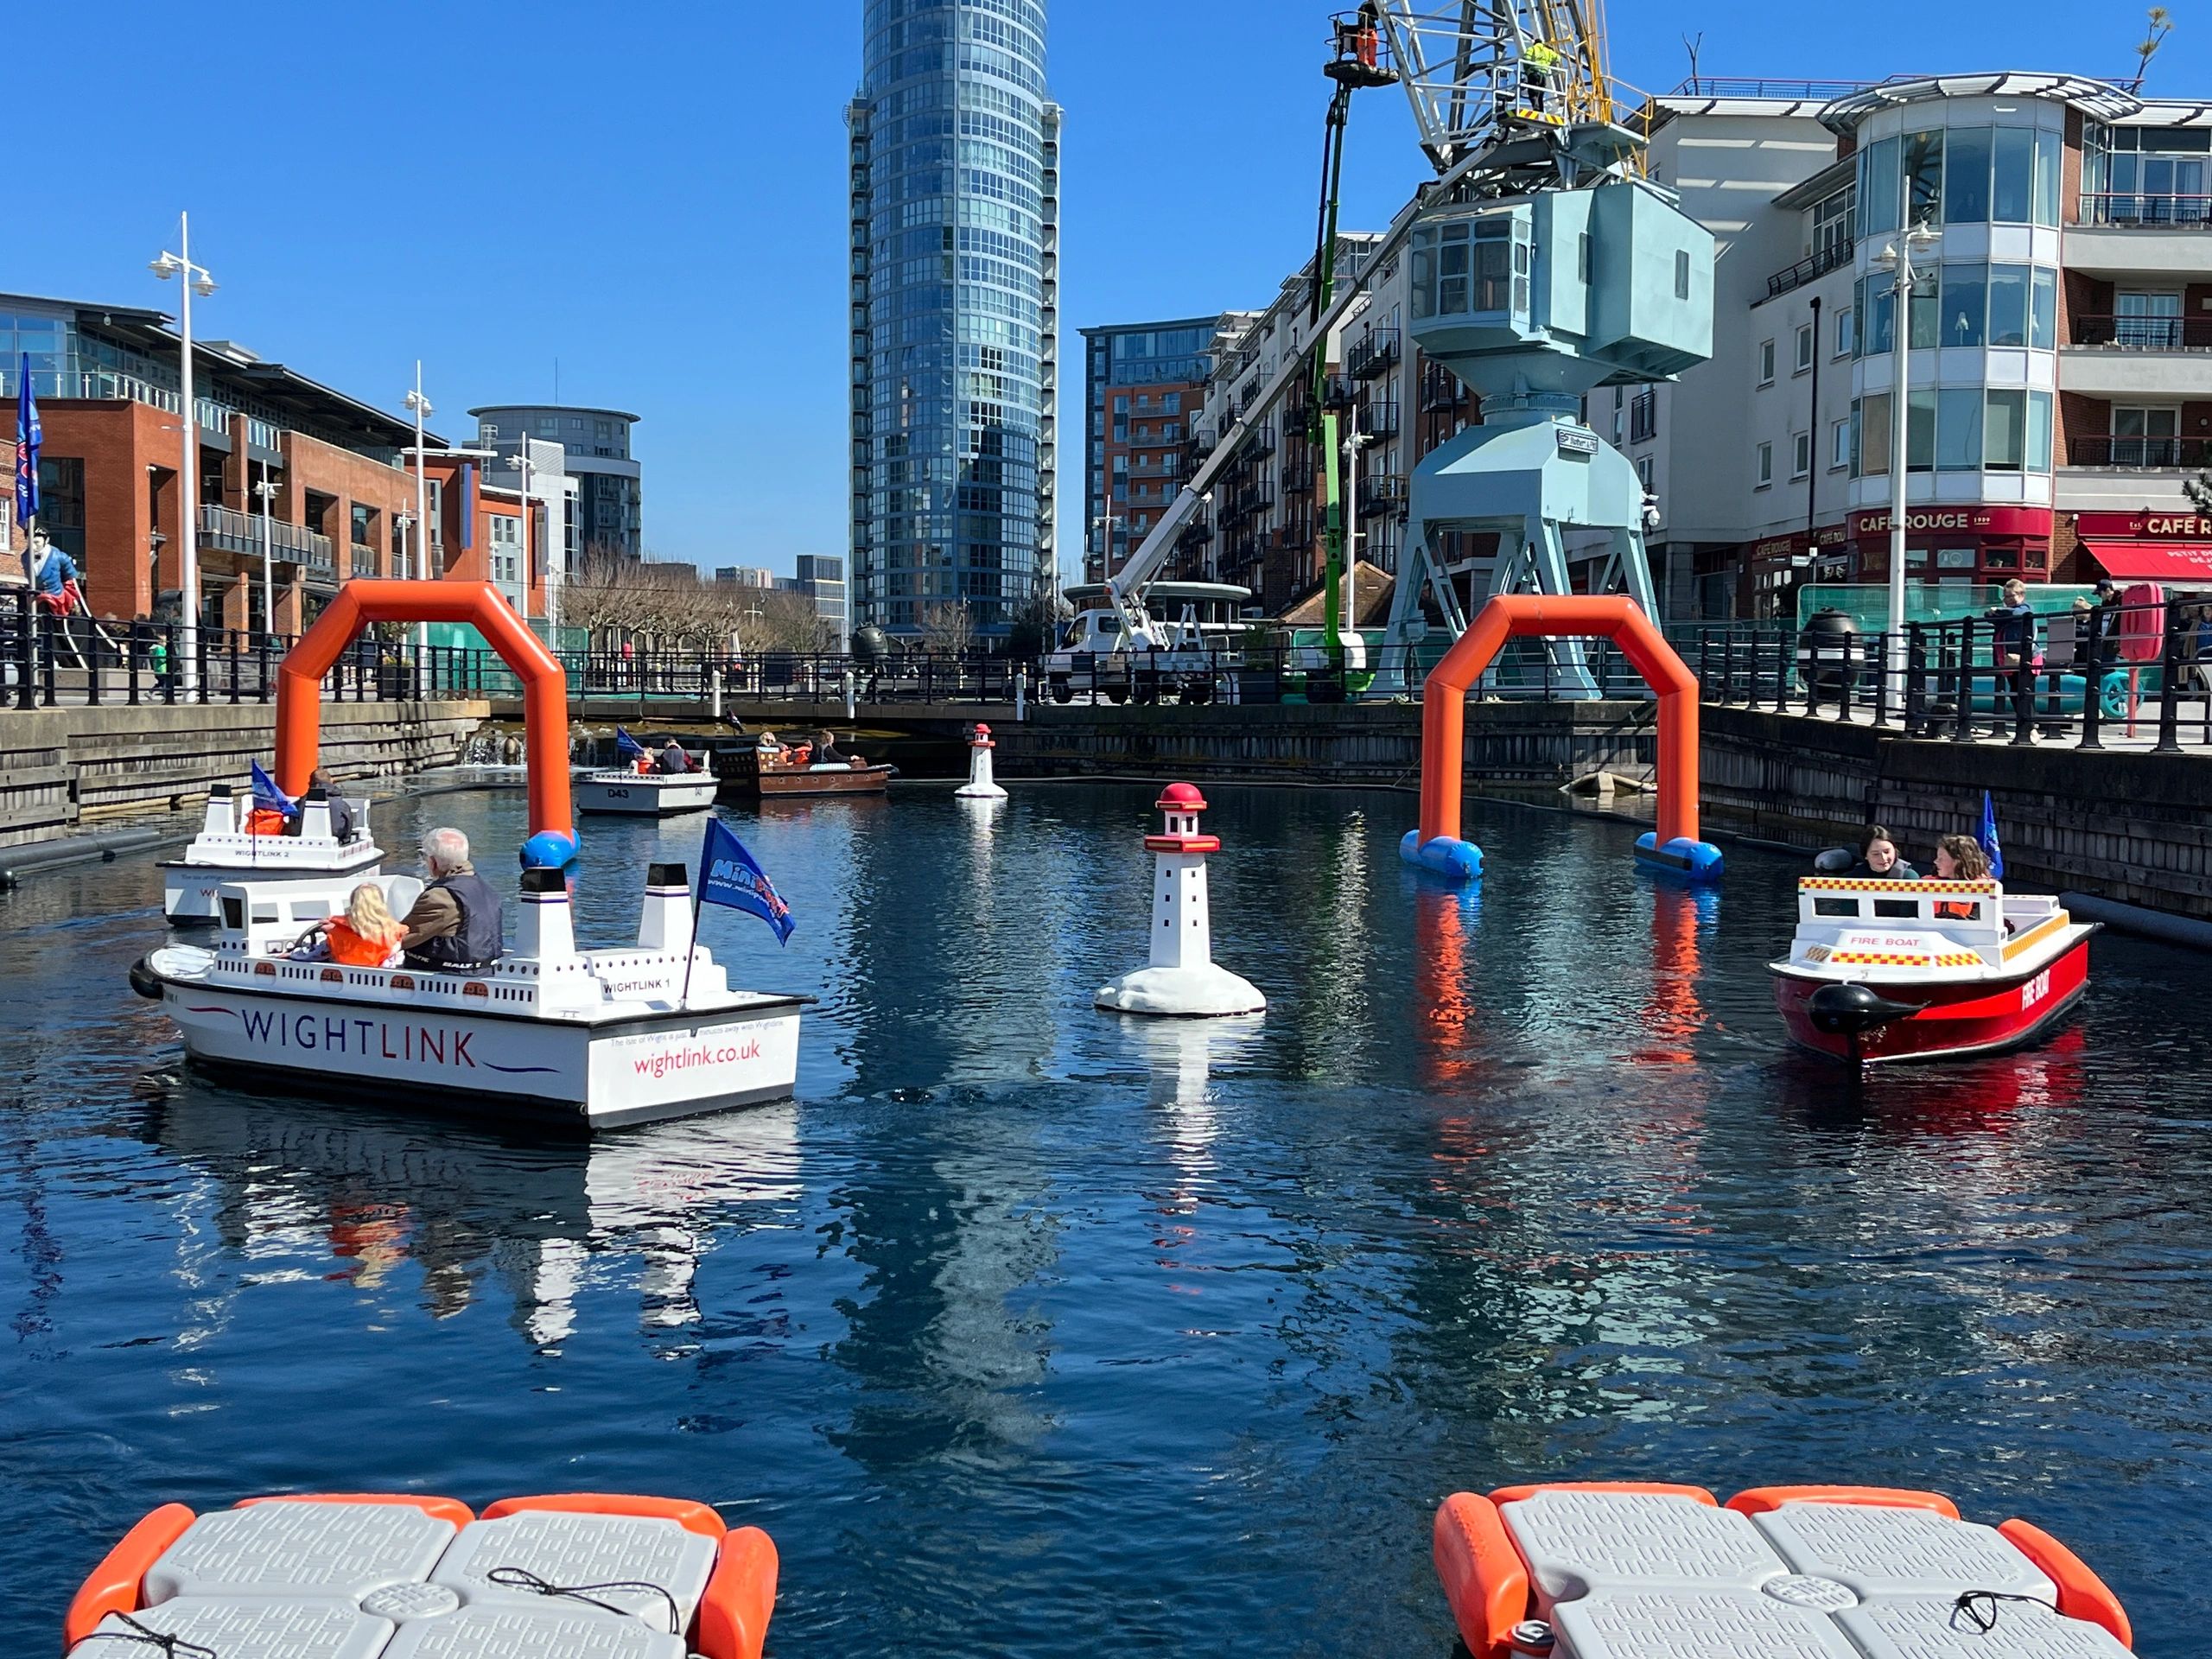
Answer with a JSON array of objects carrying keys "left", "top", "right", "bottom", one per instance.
[
  {"left": 1080, "top": 317, "right": 1230, "bottom": 582},
  {"left": 471, "top": 404, "right": 642, "bottom": 562},
  {"left": 848, "top": 0, "right": 1060, "bottom": 639}
]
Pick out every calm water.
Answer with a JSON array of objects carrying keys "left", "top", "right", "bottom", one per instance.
[{"left": 4, "top": 782, "right": 2212, "bottom": 1654}]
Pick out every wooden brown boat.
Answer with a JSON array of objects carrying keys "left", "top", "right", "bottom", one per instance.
[{"left": 733, "top": 744, "right": 897, "bottom": 798}]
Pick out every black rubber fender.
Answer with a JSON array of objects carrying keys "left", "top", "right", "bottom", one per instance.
[{"left": 128, "top": 955, "right": 166, "bottom": 1001}]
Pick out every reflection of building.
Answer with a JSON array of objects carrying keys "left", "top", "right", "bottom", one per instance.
[
  {"left": 1080, "top": 317, "right": 1232, "bottom": 582},
  {"left": 847, "top": 1, "right": 1060, "bottom": 638},
  {"left": 141, "top": 1095, "right": 801, "bottom": 1354},
  {"left": 0, "top": 293, "right": 446, "bottom": 626},
  {"left": 472, "top": 404, "right": 642, "bottom": 562}
]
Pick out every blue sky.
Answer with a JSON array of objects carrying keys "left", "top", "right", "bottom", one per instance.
[{"left": 11, "top": 2, "right": 2196, "bottom": 578}]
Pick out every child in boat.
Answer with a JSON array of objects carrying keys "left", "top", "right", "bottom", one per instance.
[
  {"left": 294, "top": 883, "right": 408, "bottom": 967},
  {"left": 1840, "top": 825, "right": 1918, "bottom": 881}
]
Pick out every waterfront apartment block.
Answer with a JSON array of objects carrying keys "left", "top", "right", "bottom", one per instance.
[
  {"left": 787, "top": 554, "right": 849, "bottom": 635},
  {"left": 1079, "top": 316, "right": 1234, "bottom": 583},
  {"left": 847, "top": 0, "right": 1061, "bottom": 638},
  {"left": 472, "top": 404, "right": 641, "bottom": 564},
  {"left": 1629, "top": 71, "right": 2212, "bottom": 619},
  {"left": 0, "top": 294, "right": 448, "bottom": 629},
  {"left": 1162, "top": 67, "right": 2212, "bottom": 626}
]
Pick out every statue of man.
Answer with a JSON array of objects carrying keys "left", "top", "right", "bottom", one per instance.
[{"left": 26, "top": 529, "right": 82, "bottom": 616}]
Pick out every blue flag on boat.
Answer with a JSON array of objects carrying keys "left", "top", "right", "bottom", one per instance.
[
  {"left": 698, "top": 817, "right": 794, "bottom": 945},
  {"left": 615, "top": 726, "right": 647, "bottom": 760},
  {"left": 250, "top": 760, "right": 295, "bottom": 817},
  {"left": 15, "top": 352, "right": 40, "bottom": 530},
  {"left": 1979, "top": 789, "right": 2004, "bottom": 880}
]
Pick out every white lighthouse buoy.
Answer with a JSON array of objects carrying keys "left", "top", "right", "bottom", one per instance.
[
  {"left": 954, "top": 721, "right": 1008, "bottom": 799},
  {"left": 1095, "top": 782, "right": 1266, "bottom": 1017}
]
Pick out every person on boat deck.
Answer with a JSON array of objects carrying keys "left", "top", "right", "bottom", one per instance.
[
  {"left": 658, "top": 738, "right": 691, "bottom": 774},
  {"left": 284, "top": 768, "right": 354, "bottom": 842},
  {"left": 1841, "top": 825, "right": 1917, "bottom": 882},
  {"left": 399, "top": 827, "right": 504, "bottom": 970},
  {"left": 1931, "top": 834, "right": 2014, "bottom": 930},
  {"left": 811, "top": 729, "right": 849, "bottom": 766},
  {"left": 323, "top": 882, "right": 407, "bottom": 966}
]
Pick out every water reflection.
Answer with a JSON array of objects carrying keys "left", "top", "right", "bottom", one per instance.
[{"left": 133, "top": 1089, "right": 799, "bottom": 1355}]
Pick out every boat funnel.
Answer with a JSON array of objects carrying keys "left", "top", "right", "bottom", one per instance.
[
  {"left": 639, "top": 861, "right": 695, "bottom": 957},
  {"left": 296, "top": 785, "right": 333, "bottom": 841},
  {"left": 517, "top": 866, "right": 578, "bottom": 965},
  {"left": 202, "top": 784, "right": 236, "bottom": 837}
]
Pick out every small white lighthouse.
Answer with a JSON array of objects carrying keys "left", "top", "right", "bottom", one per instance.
[
  {"left": 1095, "top": 782, "right": 1266, "bottom": 1017},
  {"left": 954, "top": 721, "right": 1007, "bottom": 800}
]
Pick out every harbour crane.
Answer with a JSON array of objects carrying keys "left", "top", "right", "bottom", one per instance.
[{"left": 1044, "top": 1, "right": 1709, "bottom": 702}]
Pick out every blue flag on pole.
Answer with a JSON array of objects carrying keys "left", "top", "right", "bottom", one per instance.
[
  {"left": 615, "top": 726, "right": 647, "bottom": 760},
  {"left": 698, "top": 817, "right": 794, "bottom": 944},
  {"left": 250, "top": 760, "right": 296, "bottom": 818},
  {"left": 1979, "top": 789, "right": 2004, "bottom": 880},
  {"left": 14, "top": 352, "right": 40, "bottom": 529}
]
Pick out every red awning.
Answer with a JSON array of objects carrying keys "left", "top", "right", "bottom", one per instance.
[{"left": 2082, "top": 540, "right": 2212, "bottom": 583}]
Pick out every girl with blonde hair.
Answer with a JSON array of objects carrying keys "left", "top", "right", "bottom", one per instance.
[{"left": 323, "top": 881, "right": 408, "bottom": 967}]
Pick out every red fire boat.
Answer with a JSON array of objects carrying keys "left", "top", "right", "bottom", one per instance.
[{"left": 1770, "top": 875, "right": 2097, "bottom": 1065}]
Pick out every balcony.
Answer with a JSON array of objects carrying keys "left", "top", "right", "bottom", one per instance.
[
  {"left": 1236, "top": 423, "right": 1277, "bottom": 460},
  {"left": 2069, "top": 197, "right": 2212, "bottom": 279},
  {"left": 2072, "top": 315, "right": 2212, "bottom": 350},
  {"left": 2066, "top": 435, "right": 2212, "bottom": 469},
  {"left": 2080, "top": 193, "right": 2212, "bottom": 228},
  {"left": 1764, "top": 240, "right": 1853, "bottom": 300},
  {"left": 1282, "top": 454, "right": 1317, "bottom": 493},
  {"left": 1358, "top": 474, "right": 1410, "bottom": 515},
  {"left": 1185, "top": 428, "right": 1217, "bottom": 460},
  {"left": 350, "top": 544, "right": 379, "bottom": 579},
  {"left": 1347, "top": 328, "right": 1401, "bottom": 380},
  {"left": 198, "top": 503, "right": 334, "bottom": 577},
  {"left": 1357, "top": 399, "right": 1400, "bottom": 440},
  {"left": 1420, "top": 364, "right": 1465, "bottom": 411}
]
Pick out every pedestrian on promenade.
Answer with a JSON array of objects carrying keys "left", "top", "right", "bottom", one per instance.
[{"left": 1986, "top": 578, "right": 2037, "bottom": 745}]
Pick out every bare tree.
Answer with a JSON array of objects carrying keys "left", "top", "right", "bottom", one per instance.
[
  {"left": 744, "top": 589, "right": 833, "bottom": 654},
  {"left": 918, "top": 600, "right": 976, "bottom": 657},
  {"left": 2130, "top": 6, "right": 2174, "bottom": 92}
]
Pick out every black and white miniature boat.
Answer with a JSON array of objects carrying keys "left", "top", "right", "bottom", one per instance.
[{"left": 160, "top": 784, "right": 380, "bottom": 924}]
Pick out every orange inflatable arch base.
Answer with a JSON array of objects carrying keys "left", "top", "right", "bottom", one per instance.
[
  {"left": 1402, "top": 594, "right": 1721, "bottom": 884},
  {"left": 275, "top": 581, "right": 573, "bottom": 845}
]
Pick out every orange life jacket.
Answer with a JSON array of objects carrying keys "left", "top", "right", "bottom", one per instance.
[
  {"left": 245, "top": 807, "right": 289, "bottom": 836},
  {"left": 325, "top": 918, "right": 402, "bottom": 966}
]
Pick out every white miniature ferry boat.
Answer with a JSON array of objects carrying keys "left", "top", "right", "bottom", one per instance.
[
  {"left": 575, "top": 766, "right": 720, "bottom": 816},
  {"left": 130, "top": 861, "right": 808, "bottom": 1131},
  {"left": 161, "top": 783, "right": 380, "bottom": 923},
  {"left": 1770, "top": 874, "right": 2097, "bottom": 1065}
]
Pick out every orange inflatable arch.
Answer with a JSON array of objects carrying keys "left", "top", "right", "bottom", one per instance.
[
  {"left": 275, "top": 580, "right": 571, "bottom": 840},
  {"left": 1412, "top": 594, "right": 1715, "bottom": 877}
]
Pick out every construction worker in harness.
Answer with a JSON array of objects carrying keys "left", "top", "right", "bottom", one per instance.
[{"left": 1520, "top": 35, "right": 1564, "bottom": 119}]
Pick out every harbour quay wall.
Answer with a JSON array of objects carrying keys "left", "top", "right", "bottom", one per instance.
[
  {"left": 0, "top": 700, "right": 489, "bottom": 849},
  {"left": 996, "top": 700, "right": 1656, "bottom": 788},
  {"left": 1700, "top": 706, "right": 2212, "bottom": 920}
]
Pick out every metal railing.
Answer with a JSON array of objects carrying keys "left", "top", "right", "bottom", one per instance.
[
  {"left": 2067, "top": 435, "right": 2212, "bottom": 469},
  {"left": 199, "top": 504, "right": 335, "bottom": 574},
  {"left": 2069, "top": 314, "right": 2212, "bottom": 350},
  {"left": 1347, "top": 327, "right": 1401, "bottom": 380},
  {"left": 2077, "top": 193, "right": 2212, "bottom": 227},
  {"left": 1681, "top": 598, "right": 2212, "bottom": 753},
  {"left": 1765, "top": 240, "right": 1854, "bottom": 299}
]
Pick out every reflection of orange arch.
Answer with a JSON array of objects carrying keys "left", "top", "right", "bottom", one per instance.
[
  {"left": 276, "top": 581, "right": 571, "bottom": 839},
  {"left": 1421, "top": 594, "right": 1699, "bottom": 849}
]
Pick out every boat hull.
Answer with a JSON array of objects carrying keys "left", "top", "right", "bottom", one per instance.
[
  {"left": 1774, "top": 934, "right": 2093, "bottom": 1065},
  {"left": 746, "top": 763, "right": 895, "bottom": 798},
  {"left": 154, "top": 976, "right": 804, "bottom": 1131},
  {"left": 574, "top": 772, "right": 720, "bottom": 816},
  {"left": 162, "top": 850, "right": 384, "bottom": 923}
]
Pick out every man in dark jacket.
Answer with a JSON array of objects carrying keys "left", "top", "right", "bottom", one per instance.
[
  {"left": 1986, "top": 577, "right": 2037, "bottom": 744},
  {"left": 401, "top": 827, "right": 504, "bottom": 969}
]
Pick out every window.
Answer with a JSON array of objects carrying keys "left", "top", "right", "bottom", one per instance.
[
  {"left": 1859, "top": 276, "right": 1896, "bottom": 356},
  {"left": 1835, "top": 307, "right": 1855, "bottom": 358},
  {"left": 1830, "top": 416, "right": 1852, "bottom": 470},
  {"left": 1758, "top": 339, "right": 1777, "bottom": 385},
  {"left": 1902, "top": 129, "right": 1944, "bottom": 226},
  {"left": 1986, "top": 264, "right": 2030, "bottom": 347},
  {"left": 2027, "top": 390, "right": 2052, "bottom": 473},
  {"left": 1946, "top": 126, "right": 1993, "bottom": 223},
  {"left": 1940, "top": 265, "right": 1986, "bottom": 347},
  {"left": 1791, "top": 429, "right": 1811, "bottom": 479},
  {"left": 1907, "top": 389, "right": 1936, "bottom": 473},
  {"left": 478, "top": 421, "right": 499, "bottom": 443},
  {"left": 1635, "top": 454, "right": 1655, "bottom": 493},
  {"left": 1811, "top": 188, "right": 1855, "bottom": 259},
  {"left": 2030, "top": 268, "right": 2056, "bottom": 350},
  {"left": 2112, "top": 404, "right": 2179, "bottom": 466},
  {"left": 1795, "top": 323, "right": 1815, "bottom": 373},
  {"left": 1674, "top": 250, "right": 1690, "bottom": 300},
  {"left": 1936, "top": 387, "right": 1981, "bottom": 471},
  {"left": 1860, "top": 392, "right": 1892, "bottom": 476},
  {"left": 1629, "top": 389, "right": 1657, "bottom": 443},
  {"left": 1993, "top": 127, "right": 2034, "bottom": 221},
  {"left": 595, "top": 419, "right": 613, "bottom": 441},
  {"left": 1755, "top": 441, "right": 1774, "bottom": 488},
  {"left": 1859, "top": 135, "right": 1901, "bottom": 235},
  {"left": 1985, "top": 388, "right": 2027, "bottom": 470},
  {"left": 536, "top": 416, "right": 558, "bottom": 437}
]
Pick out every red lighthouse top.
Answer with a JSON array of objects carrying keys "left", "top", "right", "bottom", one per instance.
[{"left": 1148, "top": 781, "right": 1219, "bottom": 855}]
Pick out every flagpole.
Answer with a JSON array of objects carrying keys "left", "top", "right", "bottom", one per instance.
[{"left": 679, "top": 819, "right": 709, "bottom": 1011}]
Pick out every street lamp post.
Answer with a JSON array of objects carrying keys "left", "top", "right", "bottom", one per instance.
[
  {"left": 250, "top": 465, "right": 277, "bottom": 635},
  {"left": 1876, "top": 221, "right": 1939, "bottom": 705},
  {"left": 404, "top": 364, "right": 433, "bottom": 691},
  {"left": 150, "top": 213, "right": 216, "bottom": 693}
]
